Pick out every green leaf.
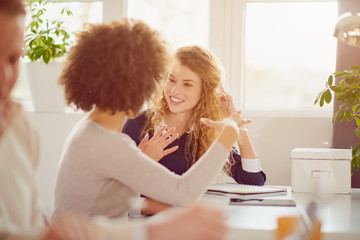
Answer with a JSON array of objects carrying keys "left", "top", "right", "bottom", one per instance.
[
  {"left": 338, "top": 112, "right": 345, "bottom": 122},
  {"left": 324, "top": 89, "right": 332, "bottom": 104},
  {"left": 314, "top": 90, "right": 324, "bottom": 105},
  {"left": 327, "top": 75, "right": 333, "bottom": 86},
  {"left": 333, "top": 71, "right": 343, "bottom": 75},
  {"left": 334, "top": 72, "right": 346, "bottom": 78},
  {"left": 356, "top": 129, "right": 360, "bottom": 138},
  {"left": 352, "top": 152, "right": 360, "bottom": 174},
  {"left": 339, "top": 80, "right": 346, "bottom": 88},
  {"left": 330, "top": 86, "right": 342, "bottom": 92},
  {"left": 332, "top": 111, "right": 339, "bottom": 124},
  {"left": 43, "top": 51, "right": 50, "bottom": 64},
  {"left": 353, "top": 105, "right": 359, "bottom": 113},
  {"left": 337, "top": 92, "right": 347, "bottom": 102},
  {"left": 34, "top": 48, "right": 43, "bottom": 60},
  {"left": 345, "top": 77, "right": 357, "bottom": 85},
  {"left": 346, "top": 111, "right": 352, "bottom": 121},
  {"left": 319, "top": 93, "right": 325, "bottom": 107},
  {"left": 350, "top": 65, "right": 360, "bottom": 71}
]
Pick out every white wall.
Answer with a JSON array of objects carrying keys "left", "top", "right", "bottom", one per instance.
[
  {"left": 28, "top": 111, "right": 332, "bottom": 212},
  {"left": 246, "top": 115, "right": 332, "bottom": 185}
]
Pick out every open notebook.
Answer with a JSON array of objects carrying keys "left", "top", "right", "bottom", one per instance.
[{"left": 206, "top": 183, "right": 287, "bottom": 199}]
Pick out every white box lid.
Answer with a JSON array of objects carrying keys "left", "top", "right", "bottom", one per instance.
[{"left": 291, "top": 148, "right": 352, "bottom": 160}]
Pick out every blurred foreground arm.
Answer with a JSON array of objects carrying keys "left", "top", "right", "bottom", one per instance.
[{"left": 147, "top": 204, "right": 228, "bottom": 240}]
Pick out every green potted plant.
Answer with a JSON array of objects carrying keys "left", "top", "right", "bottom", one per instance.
[
  {"left": 315, "top": 65, "right": 360, "bottom": 174},
  {"left": 24, "top": 0, "right": 74, "bottom": 112},
  {"left": 25, "top": 0, "right": 73, "bottom": 64}
]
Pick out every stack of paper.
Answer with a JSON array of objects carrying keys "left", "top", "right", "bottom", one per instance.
[{"left": 206, "top": 183, "right": 287, "bottom": 199}]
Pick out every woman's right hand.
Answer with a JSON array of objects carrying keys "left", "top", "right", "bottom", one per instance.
[
  {"left": 219, "top": 85, "right": 237, "bottom": 117},
  {"left": 141, "top": 198, "right": 172, "bottom": 215},
  {"left": 138, "top": 125, "right": 179, "bottom": 162}
]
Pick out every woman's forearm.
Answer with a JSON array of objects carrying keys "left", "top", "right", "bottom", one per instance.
[
  {"left": 141, "top": 198, "right": 172, "bottom": 215},
  {"left": 237, "top": 132, "right": 257, "bottom": 159},
  {"left": 217, "top": 126, "right": 238, "bottom": 151}
]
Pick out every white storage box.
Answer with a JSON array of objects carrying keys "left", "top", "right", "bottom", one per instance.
[{"left": 291, "top": 148, "right": 351, "bottom": 194}]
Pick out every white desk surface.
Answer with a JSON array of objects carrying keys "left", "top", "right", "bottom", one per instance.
[{"left": 203, "top": 187, "right": 360, "bottom": 240}]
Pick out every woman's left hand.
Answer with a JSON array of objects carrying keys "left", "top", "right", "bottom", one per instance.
[{"left": 138, "top": 125, "right": 179, "bottom": 162}]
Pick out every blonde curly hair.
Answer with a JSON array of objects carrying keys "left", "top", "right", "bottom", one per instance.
[{"left": 143, "top": 45, "right": 229, "bottom": 168}]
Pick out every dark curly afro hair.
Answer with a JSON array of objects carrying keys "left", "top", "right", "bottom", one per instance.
[{"left": 58, "top": 18, "right": 170, "bottom": 115}]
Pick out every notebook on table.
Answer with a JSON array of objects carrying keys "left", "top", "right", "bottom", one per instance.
[{"left": 206, "top": 182, "right": 288, "bottom": 199}]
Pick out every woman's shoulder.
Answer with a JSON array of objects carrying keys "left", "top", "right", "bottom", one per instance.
[
  {"left": 0, "top": 108, "right": 40, "bottom": 170},
  {"left": 122, "top": 110, "right": 150, "bottom": 135},
  {"left": 64, "top": 119, "right": 138, "bottom": 156},
  {"left": 126, "top": 110, "right": 148, "bottom": 125}
]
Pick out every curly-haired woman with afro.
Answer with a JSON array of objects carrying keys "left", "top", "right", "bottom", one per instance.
[
  {"left": 53, "top": 19, "right": 250, "bottom": 223},
  {"left": 123, "top": 45, "right": 266, "bottom": 216}
]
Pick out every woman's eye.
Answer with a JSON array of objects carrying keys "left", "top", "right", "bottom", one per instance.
[
  {"left": 168, "top": 78, "right": 175, "bottom": 82},
  {"left": 184, "top": 83, "right": 192, "bottom": 87}
]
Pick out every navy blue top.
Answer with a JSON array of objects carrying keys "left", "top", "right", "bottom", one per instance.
[{"left": 123, "top": 111, "right": 266, "bottom": 186}]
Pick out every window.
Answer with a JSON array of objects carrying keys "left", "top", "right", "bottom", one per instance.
[
  {"left": 244, "top": 1, "right": 337, "bottom": 109},
  {"left": 127, "top": 0, "right": 210, "bottom": 51},
  {"left": 210, "top": 0, "right": 338, "bottom": 115}
]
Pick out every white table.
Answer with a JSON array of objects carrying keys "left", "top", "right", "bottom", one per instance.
[{"left": 203, "top": 187, "right": 360, "bottom": 240}]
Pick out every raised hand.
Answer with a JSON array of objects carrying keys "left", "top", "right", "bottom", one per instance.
[
  {"left": 138, "top": 125, "right": 179, "bottom": 162},
  {"left": 201, "top": 110, "right": 250, "bottom": 133},
  {"left": 219, "top": 85, "right": 236, "bottom": 117}
]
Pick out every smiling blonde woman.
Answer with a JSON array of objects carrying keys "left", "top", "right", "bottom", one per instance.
[{"left": 123, "top": 45, "right": 266, "bottom": 216}]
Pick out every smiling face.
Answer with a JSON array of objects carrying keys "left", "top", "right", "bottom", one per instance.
[{"left": 164, "top": 60, "right": 202, "bottom": 116}]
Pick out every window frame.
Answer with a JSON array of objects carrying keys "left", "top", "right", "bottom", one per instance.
[
  {"left": 47, "top": 0, "right": 126, "bottom": 21},
  {"left": 210, "top": 0, "right": 336, "bottom": 118}
]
